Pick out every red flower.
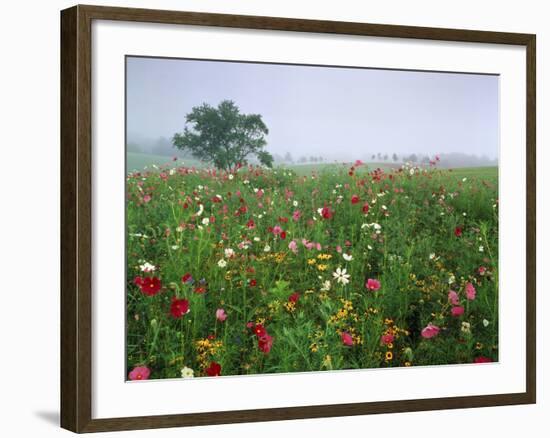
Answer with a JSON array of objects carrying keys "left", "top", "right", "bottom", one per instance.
[
  {"left": 351, "top": 195, "right": 360, "bottom": 204},
  {"left": 181, "top": 273, "right": 193, "bottom": 283},
  {"left": 246, "top": 219, "right": 255, "bottom": 229},
  {"left": 128, "top": 366, "right": 151, "bottom": 381},
  {"left": 249, "top": 279, "right": 257, "bottom": 287},
  {"left": 473, "top": 356, "right": 493, "bottom": 363},
  {"left": 205, "top": 361, "right": 222, "bottom": 376},
  {"left": 451, "top": 306, "right": 465, "bottom": 317},
  {"left": 362, "top": 202, "right": 370, "bottom": 214},
  {"left": 170, "top": 297, "right": 190, "bottom": 318},
  {"left": 454, "top": 226, "right": 463, "bottom": 237},
  {"left": 341, "top": 331, "right": 353, "bottom": 346},
  {"left": 321, "top": 206, "right": 333, "bottom": 219},
  {"left": 280, "top": 231, "right": 287, "bottom": 240},
  {"left": 258, "top": 334, "right": 274, "bottom": 354},
  {"left": 134, "top": 276, "right": 161, "bottom": 296},
  {"left": 194, "top": 286, "right": 207, "bottom": 294},
  {"left": 253, "top": 323, "right": 266, "bottom": 337},
  {"left": 288, "top": 292, "right": 300, "bottom": 303}
]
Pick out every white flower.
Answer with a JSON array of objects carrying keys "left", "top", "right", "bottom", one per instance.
[
  {"left": 462, "top": 177, "right": 467, "bottom": 182},
  {"left": 171, "top": 245, "right": 179, "bottom": 250},
  {"left": 343, "top": 253, "right": 353, "bottom": 261},
  {"left": 169, "top": 168, "right": 176, "bottom": 175},
  {"left": 332, "top": 267, "right": 350, "bottom": 285},
  {"left": 217, "top": 259, "right": 227, "bottom": 268},
  {"left": 429, "top": 253, "right": 436, "bottom": 260},
  {"left": 201, "top": 217, "right": 210, "bottom": 226},
  {"left": 448, "top": 274, "right": 456, "bottom": 284},
  {"left": 461, "top": 321, "right": 471, "bottom": 334},
  {"left": 224, "top": 248, "right": 235, "bottom": 258},
  {"left": 181, "top": 367, "right": 194, "bottom": 378},
  {"left": 139, "top": 262, "right": 156, "bottom": 273},
  {"left": 196, "top": 204, "right": 204, "bottom": 216},
  {"left": 479, "top": 246, "right": 484, "bottom": 252},
  {"left": 228, "top": 174, "right": 234, "bottom": 180},
  {"left": 253, "top": 237, "right": 260, "bottom": 242},
  {"left": 410, "top": 168, "right": 415, "bottom": 175},
  {"left": 381, "top": 205, "right": 387, "bottom": 210},
  {"left": 483, "top": 319, "right": 490, "bottom": 327},
  {"left": 243, "top": 179, "right": 250, "bottom": 185},
  {"left": 293, "top": 200, "right": 298, "bottom": 207},
  {"left": 320, "top": 280, "right": 331, "bottom": 292},
  {"left": 197, "top": 185, "right": 204, "bottom": 190},
  {"left": 263, "top": 245, "right": 271, "bottom": 252}
]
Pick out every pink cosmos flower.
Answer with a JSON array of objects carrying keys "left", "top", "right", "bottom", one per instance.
[
  {"left": 292, "top": 210, "right": 301, "bottom": 222},
  {"left": 143, "top": 194, "right": 152, "bottom": 203},
  {"left": 341, "top": 331, "right": 353, "bottom": 346},
  {"left": 288, "top": 240, "right": 298, "bottom": 254},
  {"left": 421, "top": 323, "right": 440, "bottom": 339},
  {"left": 365, "top": 278, "right": 381, "bottom": 291},
  {"left": 465, "top": 282, "right": 476, "bottom": 300},
  {"left": 448, "top": 290, "right": 460, "bottom": 305},
  {"left": 272, "top": 225, "right": 282, "bottom": 236},
  {"left": 215, "top": 308, "right": 227, "bottom": 322},
  {"left": 451, "top": 306, "right": 465, "bottom": 317},
  {"left": 128, "top": 366, "right": 150, "bottom": 381},
  {"left": 336, "top": 245, "right": 342, "bottom": 253},
  {"left": 478, "top": 266, "right": 487, "bottom": 276},
  {"left": 380, "top": 333, "right": 395, "bottom": 345}
]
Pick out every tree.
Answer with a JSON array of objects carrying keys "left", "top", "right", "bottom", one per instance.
[
  {"left": 284, "top": 152, "right": 294, "bottom": 163},
  {"left": 173, "top": 100, "right": 272, "bottom": 170},
  {"left": 392, "top": 153, "right": 399, "bottom": 162}
]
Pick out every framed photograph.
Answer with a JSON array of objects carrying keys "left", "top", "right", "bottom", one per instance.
[{"left": 60, "top": 4, "right": 536, "bottom": 433}]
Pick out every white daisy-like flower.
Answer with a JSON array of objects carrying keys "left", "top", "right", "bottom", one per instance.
[
  {"left": 332, "top": 267, "right": 351, "bottom": 285},
  {"left": 293, "top": 200, "right": 298, "bottom": 207},
  {"left": 410, "top": 168, "right": 415, "bottom": 175},
  {"left": 263, "top": 245, "right": 271, "bottom": 252},
  {"left": 243, "top": 179, "right": 250, "bottom": 185},
  {"left": 217, "top": 259, "right": 227, "bottom": 268},
  {"left": 201, "top": 217, "right": 210, "bottom": 226},
  {"left": 343, "top": 253, "right": 353, "bottom": 261},
  {"left": 139, "top": 262, "right": 156, "bottom": 273},
  {"left": 448, "top": 274, "right": 456, "bottom": 284},
  {"left": 429, "top": 253, "right": 436, "bottom": 260},
  {"left": 483, "top": 319, "right": 490, "bottom": 327},
  {"left": 181, "top": 367, "right": 194, "bottom": 378},
  {"left": 228, "top": 174, "right": 234, "bottom": 180},
  {"left": 169, "top": 168, "right": 176, "bottom": 175},
  {"left": 479, "top": 246, "right": 485, "bottom": 252},
  {"left": 253, "top": 237, "right": 260, "bottom": 242},
  {"left": 171, "top": 245, "right": 179, "bottom": 250},
  {"left": 224, "top": 248, "right": 235, "bottom": 258},
  {"left": 320, "top": 280, "right": 331, "bottom": 292},
  {"left": 196, "top": 204, "right": 204, "bottom": 216},
  {"left": 461, "top": 321, "right": 471, "bottom": 334}
]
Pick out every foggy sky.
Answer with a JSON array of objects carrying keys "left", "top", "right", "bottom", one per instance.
[{"left": 126, "top": 56, "right": 499, "bottom": 160}]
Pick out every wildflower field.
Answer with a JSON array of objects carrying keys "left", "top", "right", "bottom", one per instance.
[{"left": 126, "top": 161, "right": 498, "bottom": 380}]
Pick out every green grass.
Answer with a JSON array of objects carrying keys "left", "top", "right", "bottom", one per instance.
[
  {"left": 127, "top": 152, "right": 204, "bottom": 173},
  {"left": 126, "top": 163, "right": 499, "bottom": 379}
]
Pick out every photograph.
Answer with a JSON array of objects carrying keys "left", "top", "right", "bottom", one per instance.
[{"left": 125, "top": 56, "right": 499, "bottom": 380}]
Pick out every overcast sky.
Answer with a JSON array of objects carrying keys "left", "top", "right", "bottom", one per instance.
[{"left": 126, "top": 56, "right": 499, "bottom": 160}]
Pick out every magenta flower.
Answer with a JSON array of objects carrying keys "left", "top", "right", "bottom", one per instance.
[
  {"left": 272, "top": 225, "right": 282, "bottom": 236},
  {"left": 128, "top": 366, "right": 150, "bottom": 381},
  {"left": 448, "top": 290, "right": 460, "bottom": 305},
  {"left": 341, "top": 331, "right": 353, "bottom": 346},
  {"left": 465, "top": 282, "right": 476, "bottom": 300},
  {"left": 215, "top": 308, "right": 227, "bottom": 322},
  {"left": 292, "top": 210, "right": 301, "bottom": 222},
  {"left": 380, "top": 333, "right": 395, "bottom": 345},
  {"left": 421, "top": 323, "right": 440, "bottom": 339},
  {"left": 451, "top": 306, "right": 465, "bottom": 317},
  {"left": 365, "top": 278, "right": 381, "bottom": 291}
]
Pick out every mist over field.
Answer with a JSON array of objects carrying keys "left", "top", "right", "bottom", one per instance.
[{"left": 126, "top": 56, "right": 499, "bottom": 170}]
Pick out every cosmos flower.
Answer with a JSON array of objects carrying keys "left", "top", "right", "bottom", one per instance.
[
  {"left": 421, "top": 324, "right": 440, "bottom": 339},
  {"left": 451, "top": 306, "right": 465, "bottom": 317},
  {"left": 341, "top": 331, "right": 353, "bottom": 346},
  {"left": 170, "top": 297, "right": 190, "bottom": 318},
  {"left": 465, "top": 282, "right": 476, "bottom": 300},
  {"left": 206, "top": 361, "right": 222, "bottom": 376},
  {"left": 180, "top": 366, "right": 194, "bottom": 378},
  {"left": 365, "top": 278, "right": 381, "bottom": 291},
  {"left": 134, "top": 276, "right": 161, "bottom": 296},
  {"left": 216, "top": 308, "right": 227, "bottom": 322},
  {"left": 332, "top": 267, "right": 350, "bottom": 285},
  {"left": 128, "top": 366, "right": 150, "bottom": 381},
  {"left": 448, "top": 290, "right": 460, "bottom": 305}
]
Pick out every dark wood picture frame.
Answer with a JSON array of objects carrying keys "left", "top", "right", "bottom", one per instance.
[{"left": 60, "top": 4, "right": 536, "bottom": 433}]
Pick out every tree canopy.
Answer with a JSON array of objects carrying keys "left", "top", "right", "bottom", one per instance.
[{"left": 172, "top": 100, "right": 272, "bottom": 171}]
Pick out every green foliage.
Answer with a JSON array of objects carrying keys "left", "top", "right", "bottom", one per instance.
[{"left": 172, "top": 100, "right": 272, "bottom": 171}]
